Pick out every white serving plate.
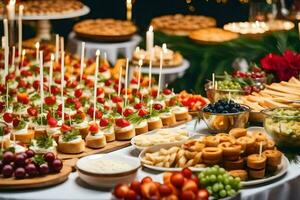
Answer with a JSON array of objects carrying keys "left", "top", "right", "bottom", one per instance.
[
  {"left": 242, "top": 156, "right": 289, "bottom": 186},
  {"left": 76, "top": 154, "right": 140, "bottom": 188},
  {"left": 131, "top": 127, "right": 198, "bottom": 151},
  {"left": 139, "top": 142, "right": 206, "bottom": 172}
]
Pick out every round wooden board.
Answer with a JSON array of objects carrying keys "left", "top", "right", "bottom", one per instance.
[{"left": 0, "top": 166, "right": 72, "bottom": 190}]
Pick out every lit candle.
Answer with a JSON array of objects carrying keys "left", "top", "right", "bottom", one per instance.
[
  {"left": 11, "top": 46, "right": 15, "bottom": 70},
  {"left": 93, "top": 50, "right": 100, "bottom": 122},
  {"left": 61, "top": 51, "right": 65, "bottom": 123},
  {"left": 124, "top": 58, "right": 129, "bottom": 107},
  {"left": 39, "top": 51, "right": 44, "bottom": 115},
  {"left": 49, "top": 53, "right": 54, "bottom": 94},
  {"left": 137, "top": 59, "right": 143, "bottom": 91},
  {"left": 80, "top": 42, "right": 85, "bottom": 81},
  {"left": 18, "top": 5, "right": 23, "bottom": 57},
  {"left": 1, "top": 37, "right": 5, "bottom": 49},
  {"left": 148, "top": 48, "right": 153, "bottom": 91},
  {"left": 117, "top": 66, "right": 122, "bottom": 96},
  {"left": 55, "top": 34, "right": 59, "bottom": 62},
  {"left": 35, "top": 42, "right": 40, "bottom": 63},
  {"left": 6, "top": 0, "right": 16, "bottom": 21},
  {"left": 126, "top": 0, "right": 132, "bottom": 21},
  {"left": 146, "top": 26, "right": 154, "bottom": 52}
]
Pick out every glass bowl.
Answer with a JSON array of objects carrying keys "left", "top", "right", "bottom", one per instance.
[
  {"left": 201, "top": 104, "right": 250, "bottom": 133},
  {"left": 262, "top": 107, "right": 300, "bottom": 148}
]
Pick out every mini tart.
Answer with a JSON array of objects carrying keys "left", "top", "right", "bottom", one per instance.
[
  {"left": 101, "top": 126, "right": 115, "bottom": 142},
  {"left": 228, "top": 170, "right": 248, "bottom": 181},
  {"left": 134, "top": 120, "right": 148, "bottom": 135},
  {"left": 216, "top": 133, "right": 236, "bottom": 144},
  {"left": 229, "top": 128, "right": 247, "bottom": 138},
  {"left": 249, "top": 168, "right": 265, "bottom": 179},
  {"left": 202, "top": 147, "right": 223, "bottom": 161},
  {"left": 247, "top": 140, "right": 267, "bottom": 155},
  {"left": 224, "top": 158, "right": 244, "bottom": 170},
  {"left": 265, "top": 140, "right": 275, "bottom": 150},
  {"left": 262, "top": 150, "right": 282, "bottom": 166},
  {"left": 171, "top": 106, "right": 189, "bottom": 121},
  {"left": 11, "top": 126, "right": 35, "bottom": 144},
  {"left": 247, "top": 154, "right": 266, "bottom": 170},
  {"left": 115, "top": 124, "right": 136, "bottom": 140},
  {"left": 218, "top": 142, "right": 242, "bottom": 159},
  {"left": 159, "top": 112, "right": 176, "bottom": 126},
  {"left": 0, "top": 134, "right": 10, "bottom": 149},
  {"left": 58, "top": 135, "right": 85, "bottom": 154},
  {"left": 72, "top": 120, "right": 89, "bottom": 139},
  {"left": 253, "top": 132, "right": 268, "bottom": 142},
  {"left": 147, "top": 116, "right": 163, "bottom": 131},
  {"left": 236, "top": 136, "right": 255, "bottom": 152},
  {"left": 34, "top": 125, "right": 47, "bottom": 138},
  {"left": 203, "top": 136, "right": 219, "bottom": 147},
  {"left": 85, "top": 132, "right": 107, "bottom": 149}
]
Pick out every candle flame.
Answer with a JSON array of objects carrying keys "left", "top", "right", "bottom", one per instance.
[
  {"left": 138, "top": 59, "right": 143, "bottom": 66},
  {"left": 19, "top": 5, "right": 24, "bottom": 10},
  {"left": 127, "top": 0, "right": 132, "bottom": 5},
  {"left": 135, "top": 46, "right": 140, "bottom": 53},
  {"left": 162, "top": 43, "right": 167, "bottom": 53},
  {"left": 149, "top": 25, "right": 153, "bottom": 32},
  {"left": 96, "top": 49, "right": 100, "bottom": 56},
  {"left": 35, "top": 42, "right": 40, "bottom": 49},
  {"left": 9, "top": 0, "right": 16, "bottom": 6},
  {"left": 50, "top": 53, "right": 54, "bottom": 61},
  {"left": 22, "top": 49, "right": 26, "bottom": 56}
]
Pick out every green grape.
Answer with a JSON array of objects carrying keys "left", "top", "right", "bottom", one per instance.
[
  {"left": 219, "top": 168, "right": 226, "bottom": 174},
  {"left": 212, "top": 183, "right": 219, "bottom": 192},
  {"left": 218, "top": 183, "right": 224, "bottom": 190},
  {"left": 225, "top": 185, "right": 232, "bottom": 191},
  {"left": 228, "top": 189, "right": 236, "bottom": 196},
  {"left": 198, "top": 172, "right": 205, "bottom": 179},
  {"left": 210, "top": 167, "right": 218, "bottom": 175},
  {"left": 219, "top": 190, "right": 227, "bottom": 198},
  {"left": 202, "top": 177, "right": 207, "bottom": 185},
  {"left": 217, "top": 174, "right": 224, "bottom": 182},
  {"left": 210, "top": 174, "right": 217, "bottom": 182}
]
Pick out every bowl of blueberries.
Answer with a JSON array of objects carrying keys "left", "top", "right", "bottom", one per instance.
[{"left": 201, "top": 99, "right": 250, "bottom": 133}]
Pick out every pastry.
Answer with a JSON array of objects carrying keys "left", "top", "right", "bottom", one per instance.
[
  {"left": 11, "top": 121, "right": 34, "bottom": 144},
  {"left": 229, "top": 128, "right": 247, "bottom": 138},
  {"left": 189, "top": 28, "right": 239, "bottom": 44},
  {"left": 224, "top": 158, "right": 244, "bottom": 171},
  {"left": 171, "top": 106, "right": 189, "bottom": 121},
  {"left": 99, "top": 118, "right": 115, "bottom": 142},
  {"left": 57, "top": 125, "right": 85, "bottom": 154},
  {"left": 114, "top": 118, "right": 135, "bottom": 140},
  {"left": 228, "top": 170, "right": 248, "bottom": 181},
  {"left": 85, "top": 123, "right": 107, "bottom": 149},
  {"left": 247, "top": 154, "right": 266, "bottom": 170},
  {"left": 147, "top": 116, "right": 163, "bottom": 131},
  {"left": 248, "top": 168, "right": 265, "bottom": 179},
  {"left": 263, "top": 150, "right": 282, "bottom": 166}
]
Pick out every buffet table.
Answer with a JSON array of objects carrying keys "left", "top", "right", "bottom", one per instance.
[{"left": 0, "top": 120, "right": 299, "bottom": 200}]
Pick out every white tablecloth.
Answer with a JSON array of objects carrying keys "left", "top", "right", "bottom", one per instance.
[{"left": 0, "top": 120, "right": 300, "bottom": 200}]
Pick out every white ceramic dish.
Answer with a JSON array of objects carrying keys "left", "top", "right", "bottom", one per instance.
[
  {"left": 131, "top": 128, "right": 197, "bottom": 151},
  {"left": 242, "top": 156, "right": 289, "bottom": 186},
  {"left": 76, "top": 154, "right": 140, "bottom": 188},
  {"left": 139, "top": 142, "right": 206, "bottom": 172}
]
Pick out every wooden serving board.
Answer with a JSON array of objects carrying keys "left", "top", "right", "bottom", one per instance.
[
  {"left": 0, "top": 166, "right": 72, "bottom": 190},
  {"left": 57, "top": 115, "right": 193, "bottom": 161}
]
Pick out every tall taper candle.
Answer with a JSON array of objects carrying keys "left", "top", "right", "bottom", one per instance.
[
  {"left": 146, "top": 26, "right": 154, "bottom": 52},
  {"left": 55, "top": 34, "right": 59, "bottom": 62},
  {"left": 18, "top": 5, "right": 24, "bottom": 57},
  {"left": 39, "top": 51, "right": 44, "bottom": 115}
]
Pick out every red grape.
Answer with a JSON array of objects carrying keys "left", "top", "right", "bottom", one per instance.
[
  {"left": 159, "top": 184, "right": 172, "bottom": 197},
  {"left": 39, "top": 163, "right": 50, "bottom": 175},
  {"left": 15, "top": 167, "right": 26, "bottom": 179},
  {"left": 14, "top": 154, "right": 26, "bottom": 167},
  {"left": 170, "top": 173, "right": 185, "bottom": 188},
  {"left": 181, "top": 167, "right": 192, "bottom": 178},
  {"left": 52, "top": 159, "right": 63, "bottom": 172},
  {"left": 25, "top": 149, "right": 35, "bottom": 158},
  {"left": 0, "top": 160, "right": 3, "bottom": 173},
  {"left": 130, "top": 180, "right": 141, "bottom": 195},
  {"left": 124, "top": 189, "right": 137, "bottom": 200},
  {"left": 43, "top": 152, "right": 55, "bottom": 163},
  {"left": 25, "top": 163, "right": 38, "bottom": 177},
  {"left": 2, "top": 164, "right": 14, "bottom": 178},
  {"left": 3, "top": 112, "right": 13, "bottom": 123},
  {"left": 2, "top": 151, "right": 15, "bottom": 164}
]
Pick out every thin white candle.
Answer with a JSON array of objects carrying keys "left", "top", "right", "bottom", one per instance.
[
  {"left": 60, "top": 37, "right": 64, "bottom": 53},
  {"left": 6, "top": 0, "right": 16, "bottom": 20},
  {"left": 18, "top": 5, "right": 23, "bottom": 57},
  {"left": 146, "top": 26, "right": 154, "bottom": 52},
  {"left": 212, "top": 73, "right": 215, "bottom": 89},
  {"left": 35, "top": 42, "right": 40, "bottom": 63},
  {"left": 80, "top": 42, "right": 85, "bottom": 81},
  {"left": 93, "top": 50, "right": 100, "bottom": 122},
  {"left": 1, "top": 37, "right": 5, "bottom": 49},
  {"left": 11, "top": 46, "right": 15, "bottom": 70},
  {"left": 55, "top": 34, "right": 59, "bottom": 62},
  {"left": 117, "top": 66, "right": 122, "bottom": 96},
  {"left": 3, "top": 19, "right": 9, "bottom": 84},
  {"left": 148, "top": 48, "right": 153, "bottom": 91},
  {"left": 18, "top": 49, "right": 25, "bottom": 76},
  {"left": 124, "top": 58, "right": 129, "bottom": 107},
  {"left": 157, "top": 51, "right": 163, "bottom": 98},
  {"left": 6, "top": 83, "right": 8, "bottom": 109},
  {"left": 137, "top": 59, "right": 143, "bottom": 91},
  {"left": 61, "top": 51, "right": 65, "bottom": 123},
  {"left": 49, "top": 53, "right": 54, "bottom": 94},
  {"left": 39, "top": 51, "right": 44, "bottom": 115}
]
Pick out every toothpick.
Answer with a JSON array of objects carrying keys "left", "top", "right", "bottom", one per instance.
[
  {"left": 148, "top": 48, "right": 153, "bottom": 91},
  {"left": 117, "top": 65, "right": 122, "bottom": 96},
  {"left": 212, "top": 73, "right": 215, "bottom": 89},
  {"left": 137, "top": 59, "right": 143, "bottom": 91},
  {"left": 259, "top": 141, "right": 263, "bottom": 157},
  {"left": 93, "top": 50, "right": 100, "bottom": 122},
  {"left": 61, "top": 51, "right": 65, "bottom": 123},
  {"left": 6, "top": 83, "right": 8, "bottom": 110},
  {"left": 124, "top": 58, "right": 129, "bottom": 108},
  {"left": 11, "top": 46, "right": 15, "bottom": 71}
]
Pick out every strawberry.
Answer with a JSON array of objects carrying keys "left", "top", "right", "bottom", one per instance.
[
  {"left": 115, "top": 118, "right": 130, "bottom": 128},
  {"left": 50, "top": 86, "right": 60, "bottom": 95},
  {"left": 17, "top": 93, "right": 29, "bottom": 104},
  {"left": 123, "top": 108, "right": 134, "bottom": 117},
  {"left": 134, "top": 103, "right": 143, "bottom": 110},
  {"left": 105, "top": 79, "right": 113, "bottom": 87},
  {"left": 27, "top": 107, "right": 38, "bottom": 116},
  {"left": 95, "top": 110, "right": 103, "bottom": 119},
  {"left": 47, "top": 117, "right": 58, "bottom": 127},
  {"left": 87, "top": 107, "right": 94, "bottom": 117},
  {"left": 138, "top": 109, "right": 148, "bottom": 117},
  {"left": 99, "top": 64, "right": 109, "bottom": 72},
  {"left": 163, "top": 88, "right": 172, "bottom": 95},
  {"left": 100, "top": 118, "right": 109, "bottom": 127},
  {"left": 44, "top": 96, "right": 56, "bottom": 105},
  {"left": 3, "top": 112, "right": 13, "bottom": 123},
  {"left": 33, "top": 80, "right": 40, "bottom": 90},
  {"left": 74, "top": 101, "right": 81, "bottom": 110},
  {"left": 97, "top": 88, "right": 104, "bottom": 96},
  {"left": 74, "top": 89, "right": 83, "bottom": 98},
  {"left": 130, "top": 79, "right": 138, "bottom": 84},
  {"left": 112, "top": 96, "right": 122, "bottom": 103},
  {"left": 97, "top": 97, "right": 105, "bottom": 104},
  {"left": 89, "top": 123, "right": 99, "bottom": 133},
  {"left": 153, "top": 103, "right": 163, "bottom": 110}
]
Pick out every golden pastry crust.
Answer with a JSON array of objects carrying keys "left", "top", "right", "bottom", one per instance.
[
  {"left": 247, "top": 154, "right": 266, "bottom": 170},
  {"left": 189, "top": 28, "right": 239, "bottom": 44},
  {"left": 228, "top": 170, "right": 248, "bottom": 181},
  {"left": 229, "top": 128, "right": 247, "bottom": 138}
]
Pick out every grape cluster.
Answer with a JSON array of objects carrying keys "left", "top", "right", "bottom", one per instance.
[
  {"left": 0, "top": 150, "right": 63, "bottom": 179},
  {"left": 217, "top": 80, "right": 241, "bottom": 90},
  {"left": 198, "top": 166, "right": 241, "bottom": 199},
  {"left": 203, "top": 99, "right": 247, "bottom": 114}
]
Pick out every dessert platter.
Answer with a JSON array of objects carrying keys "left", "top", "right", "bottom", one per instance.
[
  {"left": 189, "top": 28, "right": 240, "bottom": 44},
  {"left": 73, "top": 19, "right": 138, "bottom": 42},
  {"left": 151, "top": 14, "right": 216, "bottom": 36}
]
